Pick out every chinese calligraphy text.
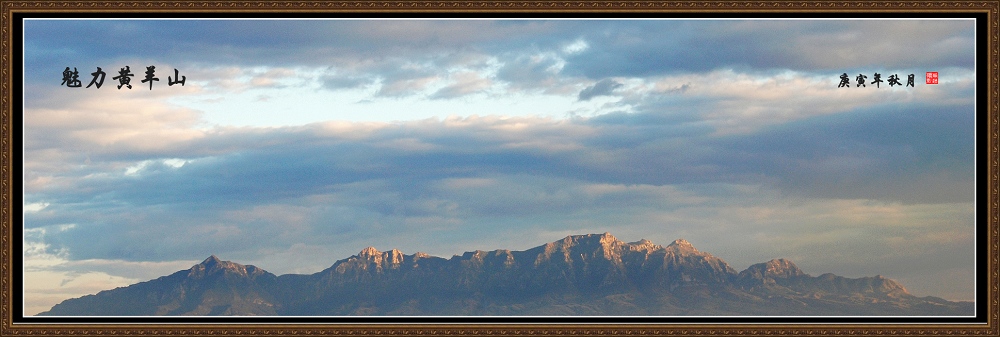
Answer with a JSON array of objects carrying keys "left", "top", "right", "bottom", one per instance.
[
  {"left": 837, "top": 72, "right": 918, "bottom": 88},
  {"left": 62, "top": 66, "right": 187, "bottom": 90}
]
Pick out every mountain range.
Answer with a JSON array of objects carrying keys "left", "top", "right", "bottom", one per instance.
[{"left": 39, "top": 233, "right": 973, "bottom": 316}]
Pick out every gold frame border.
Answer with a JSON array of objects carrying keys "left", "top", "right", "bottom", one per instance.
[{"left": 1, "top": 1, "right": 996, "bottom": 335}]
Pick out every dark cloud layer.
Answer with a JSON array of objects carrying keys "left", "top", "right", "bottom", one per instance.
[
  {"left": 578, "top": 79, "right": 623, "bottom": 101},
  {"left": 711, "top": 103, "right": 975, "bottom": 203}
]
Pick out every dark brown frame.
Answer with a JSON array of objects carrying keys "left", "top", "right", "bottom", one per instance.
[{"left": 2, "top": 1, "right": 996, "bottom": 335}]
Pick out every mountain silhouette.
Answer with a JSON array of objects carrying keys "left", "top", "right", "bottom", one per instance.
[{"left": 39, "top": 233, "right": 972, "bottom": 316}]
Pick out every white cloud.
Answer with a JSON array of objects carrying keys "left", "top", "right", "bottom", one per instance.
[
  {"left": 23, "top": 202, "right": 49, "bottom": 213},
  {"left": 562, "top": 39, "right": 589, "bottom": 54},
  {"left": 25, "top": 92, "right": 205, "bottom": 152},
  {"left": 431, "top": 71, "right": 494, "bottom": 99}
]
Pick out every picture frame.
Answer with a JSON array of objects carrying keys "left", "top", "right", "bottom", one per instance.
[{"left": 2, "top": 1, "right": 995, "bottom": 335}]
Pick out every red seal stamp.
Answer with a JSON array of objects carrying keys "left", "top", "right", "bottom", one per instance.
[{"left": 926, "top": 72, "right": 938, "bottom": 84}]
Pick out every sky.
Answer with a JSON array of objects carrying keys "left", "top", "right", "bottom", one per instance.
[{"left": 21, "top": 18, "right": 977, "bottom": 316}]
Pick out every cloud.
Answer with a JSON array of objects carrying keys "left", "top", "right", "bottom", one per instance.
[
  {"left": 24, "top": 100, "right": 974, "bottom": 261},
  {"left": 708, "top": 102, "right": 975, "bottom": 203},
  {"left": 561, "top": 20, "right": 974, "bottom": 79},
  {"left": 26, "top": 20, "right": 975, "bottom": 112},
  {"left": 322, "top": 74, "right": 376, "bottom": 90},
  {"left": 601, "top": 68, "right": 975, "bottom": 135},
  {"left": 578, "top": 78, "right": 623, "bottom": 101},
  {"left": 495, "top": 53, "right": 573, "bottom": 93},
  {"left": 431, "top": 72, "right": 493, "bottom": 99},
  {"left": 378, "top": 75, "right": 440, "bottom": 97}
]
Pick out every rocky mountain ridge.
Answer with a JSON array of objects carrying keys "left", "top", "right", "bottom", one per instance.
[{"left": 40, "top": 233, "right": 972, "bottom": 316}]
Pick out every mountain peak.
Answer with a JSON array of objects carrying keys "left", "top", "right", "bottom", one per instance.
[
  {"left": 626, "top": 238, "right": 662, "bottom": 252},
  {"left": 762, "top": 258, "right": 805, "bottom": 277},
  {"left": 550, "top": 232, "right": 624, "bottom": 252},
  {"left": 560, "top": 232, "right": 618, "bottom": 243},
  {"left": 189, "top": 255, "right": 268, "bottom": 279},
  {"left": 198, "top": 255, "right": 235, "bottom": 271},
  {"left": 578, "top": 232, "right": 621, "bottom": 248},
  {"left": 741, "top": 258, "right": 806, "bottom": 280},
  {"left": 341, "top": 246, "right": 408, "bottom": 271},
  {"left": 202, "top": 255, "right": 222, "bottom": 265},
  {"left": 666, "top": 239, "right": 697, "bottom": 252},
  {"left": 359, "top": 246, "right": 381, "bottom": 258}
]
